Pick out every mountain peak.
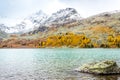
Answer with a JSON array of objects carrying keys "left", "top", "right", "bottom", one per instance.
[
  {"left": 52, "top": 8, "right": 78, "bottom": 16},
  {"left": 59, "top": 8, "right": 77, "bottom": 12},
  {"left": 44, "top": 8, "right": 82, "bottom": 26}
]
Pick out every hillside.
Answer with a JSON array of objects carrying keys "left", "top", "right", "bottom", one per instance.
[{"left": 0, "top": 8, "right": 120, "bottom": 48}]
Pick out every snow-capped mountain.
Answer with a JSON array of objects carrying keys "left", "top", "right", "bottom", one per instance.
[
  {"left": 0, "top": 8, "right": 82, "bottom": 33},
  {"left": 7, "top": 10, "right": 48, "bottom": 33},
  {"left": 44, "top": 8, "right": 82, "bottom": 26}
]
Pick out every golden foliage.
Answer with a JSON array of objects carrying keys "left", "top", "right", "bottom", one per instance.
[
  {"left": 38, "top": 32, "right": 92, "bottom": 48},
  {"left": 107, "top": 35, "right": 120, "bottom": 48}
]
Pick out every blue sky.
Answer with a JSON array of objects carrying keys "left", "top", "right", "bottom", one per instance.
[{"left": 0, "top": 0, "right": 120, "bottom": 26}]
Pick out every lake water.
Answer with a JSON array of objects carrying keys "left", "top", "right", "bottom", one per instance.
[{"left": 0, "top": 49, "right": 120, "bottom": 80}]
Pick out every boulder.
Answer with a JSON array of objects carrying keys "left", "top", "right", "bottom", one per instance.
[{"left": 75, "top": 60, "right": 120, "bottom": 74}]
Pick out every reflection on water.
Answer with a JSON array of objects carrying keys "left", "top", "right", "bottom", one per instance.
[
  {"left": 64, "top": 75, "right": 118, "bottom": 80},
  {"left": 95, "top": 75, "right": 118, "bottom": 80},
  {"left": 0, "top": 49, "right": 120, "bottom": 80}
]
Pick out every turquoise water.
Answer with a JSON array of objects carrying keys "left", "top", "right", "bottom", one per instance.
[{"left": 0, "top": 49, "right": 120, "bottom": 80}]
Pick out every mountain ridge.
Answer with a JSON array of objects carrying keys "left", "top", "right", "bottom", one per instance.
[{"left": 0, "top": 8, "right": 82, "bottom": 33}]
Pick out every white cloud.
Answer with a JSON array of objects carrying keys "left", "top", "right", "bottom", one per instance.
[
  {"left": 43, "top": 0, "right": 68, "bottom": 15},
  {"left": 0, "top": 18, "right": 22, "bottom": 26}
]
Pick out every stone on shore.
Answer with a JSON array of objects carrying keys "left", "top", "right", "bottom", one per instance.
[{"left": 75, "top": 60, "right": 120, "bottom": 74}]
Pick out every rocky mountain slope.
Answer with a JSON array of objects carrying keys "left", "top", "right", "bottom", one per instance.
[
  {"left": 44, "top": 8, "right": 81, "bottom": 26},
  {"left": 29, "top": 8, "right": 82, "bottom": 34},
  {"left": 24, "top": 9, "right": 120, "bottom": 36}
]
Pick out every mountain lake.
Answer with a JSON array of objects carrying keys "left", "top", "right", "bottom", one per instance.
[{"left": 0, "top": 49, "right": 120, "bottom": 80}]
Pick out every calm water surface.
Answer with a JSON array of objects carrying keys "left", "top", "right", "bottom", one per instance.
[{"left": 0, "top": 49, "right": 120, "bottom": 80}]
